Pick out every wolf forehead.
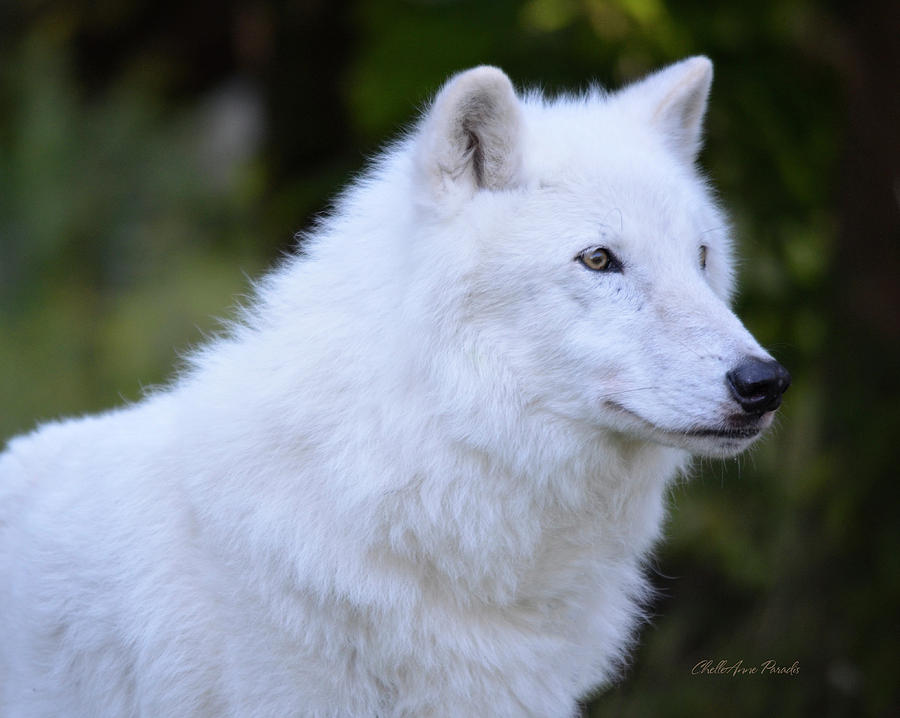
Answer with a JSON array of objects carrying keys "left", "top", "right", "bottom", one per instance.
[{"left": 518, "top": 100, "right": 690, "bottom": 185}]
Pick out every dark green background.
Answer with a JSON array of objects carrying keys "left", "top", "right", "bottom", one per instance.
[{"left": 1, "top": 1, "right": 897, "bottom": 715}]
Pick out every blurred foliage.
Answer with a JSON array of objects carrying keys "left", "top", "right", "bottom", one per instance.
[{"left": 1, "top": 0, "right": 897, "bottom": 716}]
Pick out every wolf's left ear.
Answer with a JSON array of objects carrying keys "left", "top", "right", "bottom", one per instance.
[
  {"left": 415, "top": 66, "right": 523, "bottom": 201},
  {"left": 620, "top": 56, "right": 713, "bottom": 165}
]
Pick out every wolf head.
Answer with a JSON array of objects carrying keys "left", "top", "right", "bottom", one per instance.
[{"left": 406, "top": 58, "right": 789, "bottom": 459}]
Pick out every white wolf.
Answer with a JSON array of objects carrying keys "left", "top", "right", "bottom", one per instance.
[{"left": 0, "top": 57, "right": 789, "bottom": 717}]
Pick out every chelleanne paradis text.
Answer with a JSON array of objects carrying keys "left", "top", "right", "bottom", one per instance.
[{"left": 692, "top": 659, "right": 800, "bottom": 677}]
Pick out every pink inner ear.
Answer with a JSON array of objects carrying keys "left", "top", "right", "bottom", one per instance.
[{"left": 651, "top": 60, "right": 712, "bottom": 163}]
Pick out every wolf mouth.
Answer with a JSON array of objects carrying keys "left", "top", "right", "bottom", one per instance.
[
  {"left": 685, "top": 426, "right": 761, "bottom": 439},
  {"left": 605, "top": 401, "right": 764, "bottom": 442}
]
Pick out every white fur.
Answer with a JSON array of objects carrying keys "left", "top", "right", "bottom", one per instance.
[{"left": 1, "top": 58, "right": 780, "bottom": 717}]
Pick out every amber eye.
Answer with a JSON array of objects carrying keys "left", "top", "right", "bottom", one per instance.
[
  {"left": 577, "top": 247, "right": 617, "bottom": 272},
  {"left": 699, "top": 245, "right": 708, "bottom": 270}
]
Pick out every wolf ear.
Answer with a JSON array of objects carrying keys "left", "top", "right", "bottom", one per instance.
[
  {"left": 620, "top": 56, "right": 713, "bottom": 165},
  {"left": 415, "top": 66, "right": 523, "bottom": 200}
]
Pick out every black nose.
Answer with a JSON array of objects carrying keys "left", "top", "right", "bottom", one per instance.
[{"left": 726, "top": 357, "right": 791, "bottom": 414}]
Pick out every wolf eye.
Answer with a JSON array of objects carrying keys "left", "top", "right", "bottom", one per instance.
[
  {"left": 699, "top": 245, "right": 708, "bottom": 270},
  {"left": 577, "top": 247, "right": 620, "bottom": 272}
]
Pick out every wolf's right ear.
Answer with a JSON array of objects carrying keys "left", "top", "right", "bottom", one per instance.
[
  {"left": 414, "top": 66, "right": 523, "bottom": 203},
  {"left": 618, "top": 56, "right": 713, "bottom": 165}
]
